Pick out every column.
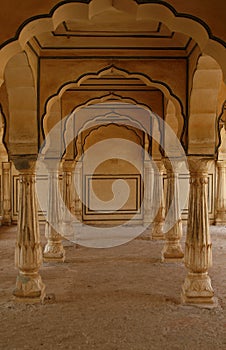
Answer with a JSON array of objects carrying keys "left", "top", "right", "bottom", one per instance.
[
  {"left": 143, "top": 161, "right": 153, "bottom": 236},
  {"left": 151, "top": 160, "right": 165, "bottom": 240},
  {"left": 13, "top": 160, "right": 45, "bottom": 302},
  {"left": 2, "top": 162, "right": 11, "bottom": 225},
  {"left": 162, "top": 158, "right": 184, "bottom": 262},
  {"left": 215, "top": 161, "right": 226, "bottom": 225},
  {"left": 43, "top": 163, "right": 65, "bottom": 262},
  {"left": 72, "top": 161, "right": 82, "bottom": 224},
  {"left": 181, "top": 158, "right": 216, "bottom": 306},
  {"left": 61, "top": 160, "right": 73, "bottom": 224}
]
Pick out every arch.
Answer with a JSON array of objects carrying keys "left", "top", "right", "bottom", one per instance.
[
  {"left": 42, "top": 65, "right": 185, "bottom": 146},
  {"left": 0, "top": 0, "right": 225, "bottom": 86},
  {"left": 188, "top": 55, "right": 223, "bottom": 155},
  {"left": 82, "top": 122, "right": 143, "bottom": 153},
  {"left": 4, "top": 52, "right": 38, "bottom": 156},
  {"left": 42, "top": 93, "right": 154, "bottom": 157}
]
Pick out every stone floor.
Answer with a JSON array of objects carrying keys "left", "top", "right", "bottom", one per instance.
[{"left": 0, "top": 224, "right": 226, "bottom": 350}]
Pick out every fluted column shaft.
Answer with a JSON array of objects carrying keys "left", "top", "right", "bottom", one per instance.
[
  {"left": 151, "top": 160, "right": 165, "bottom": 240},
  {"left": 13, "top": 166, "right": 45, "bottom": 301},
  {"left": 215, "top": 161, "right": 226, "bottom": 225},
  {"left": 43, "top": 167, "right": 65, "bottom": 262},
  {"left": 2, "top": 162, "right": 12, "bottom": 225},
  {"left": 181, "top": 158, "right": 216, "bottom": 306},
  {"left": 162, "top": 159, "right": 184, "bottom": 261}
]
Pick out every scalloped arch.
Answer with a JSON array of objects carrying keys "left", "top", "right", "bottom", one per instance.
[
  {"left": 0, "top": 0, "right": 225, "bottom": 85},
  {"left": 42, "top": 64, "right": 184, "bottom": 142}
]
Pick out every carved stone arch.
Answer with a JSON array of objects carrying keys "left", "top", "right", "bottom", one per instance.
[
  {"left": 4, "top": 52, "right": 38, "bottom": 157},
  {"left": 0, "top": 0, "right": 225, "bottom": 85},
  {"left": 188, "top": 55, "right": 223, "bottom": 155},
  {"left": 58, "top": 94, "right": 154, "bottom": 162},
  {"left": 76, "top": 111, "right": 146, "bottom": 160},
  {"left": 42, "top": 65, "right": 184, "bottom": 147},
  {"left": 75, "top": 64, "right": 185, "bottom": 138}
]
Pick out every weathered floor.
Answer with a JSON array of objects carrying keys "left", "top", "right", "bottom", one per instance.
[{"left": 0, "top": 224, "right": 226, "bottom": 350}]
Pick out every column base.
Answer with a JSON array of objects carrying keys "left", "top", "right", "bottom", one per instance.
[
  {"left": 181, "top": 272, "right": 216, "bottom": 307},
  {"left": 13, "top": 272, "right": 46, "bottom": 303},
  {"left": 214, "top": 212, "right": 226, "bottom": 226},
  {"left": 43, "top": 241, "right": 65, "bottom": 262},
  {"left": 138, "top": 226, "right": 152, "bottom": 240},
  {"left": 2, "top": 215, "right": 12, "bottom": 225},
  {"left": 161, "top": 241, "right": 184, "bottom": 262},
  {"left": 151, "top": 222, "right": 165, "bottom": 240}
]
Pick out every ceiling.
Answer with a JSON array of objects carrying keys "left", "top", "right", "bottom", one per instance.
[{"left": 29, "top": 18, "right": 196, "bottom": 58}]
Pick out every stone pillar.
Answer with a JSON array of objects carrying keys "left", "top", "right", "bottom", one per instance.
[
  {"left": 72, "top": 161, "right": 82, "bottom": 223},
  {"left": 2, "top": 162, "right": 12, "bottom": 225},
  {"left": 143, "top": 161, "right": 153, "bottom": 229},
  {"left": 151, "top": 160, "right": 165, "bottom": 240},
  {"left": 43, "top": 164, "right": 65, "bottom": 262},
  {"left": 181, "top": 158, "right": 216, "bottom": 306},
  {"left": 162, "top": 158, "right": 184, "bottom": 262},
  {"left": 13, "top": 160, "right": 45, "bottom": 302},
  {"left": 215, "top": 161, "right": 226, "bottom": 225},
  {"left": 61, "top": 160, "right": 74, "bottom": 224}
]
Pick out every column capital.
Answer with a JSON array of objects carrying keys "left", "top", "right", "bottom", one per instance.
[
  {"left": 11, "top": 156, "right": 37, "bottom": 172},
  {"left": 61, "top": 159, "right": 75, "bottom": 172},
  {"left": 2, "top": 161, "right": 11, "bottom": 170},
  {"left": 153, "top": 160, "right": 165, "bottom": 173},
  {"left": 163, "top": 157, "right": 183, "bottom": 173},
  {"left": 187, "top": 157, "right": 212, "bottom": 174},
  {"left": 216, "top": 160, "right": 226, "bottom": 168}
]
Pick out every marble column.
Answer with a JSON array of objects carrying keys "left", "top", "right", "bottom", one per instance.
[
  {"left": 43, "top": 164, "right": 65, "bottom": 262},
  {"left": 2, "top": 162, "right": 12, "bottom": 225},
  {"left": 61, "top": 160, "right": 73, "bottom": 223},
  {"left": 72, "top": 161, "right": 82, "bottom": 223},
  {"left": 181, "top": 158, "right": 216, "bottom": 306},
  {"left": 162, "top": 158, "right": 184, "bottom": 262},
  {"left": 143, "top": 161, "right": 153, "bottom": 235},
  {"left": 215, "top": 161, "right": 226, "bottom": 225},
  {"left": 13, "top": 160, "right": 45, "bottom": 302},
  {"left": 151, "top": 160, "right": 165, "bottom": 240}
]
